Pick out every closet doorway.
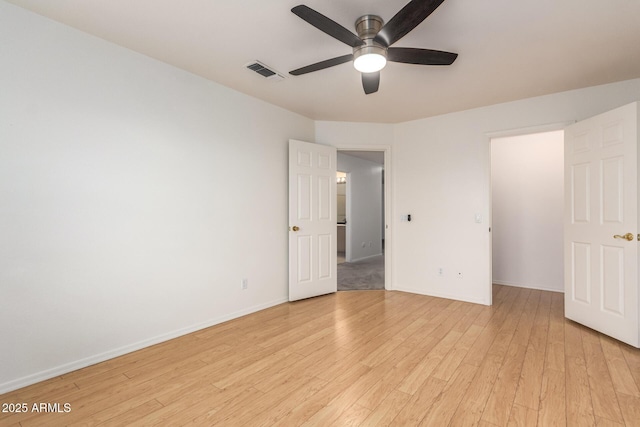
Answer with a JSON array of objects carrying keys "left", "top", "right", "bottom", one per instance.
[{"left": 491, "top": 130, "right": 564, "bottom": 293}]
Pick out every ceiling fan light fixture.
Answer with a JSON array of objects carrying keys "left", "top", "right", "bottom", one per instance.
[
  {"left": 354, "top": 52, "right": 387, "bottom": 73},
  {"left": 353, "top": 44, "right": 387, "bottom": 73}
]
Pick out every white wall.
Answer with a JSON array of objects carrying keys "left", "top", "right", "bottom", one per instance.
[
  {"left": 315, "top": 83, "right": 640, "bottom": 304},
  {"left": 0, "top": 2, "right": 314, "bottom": 393},
  {"left": 392, "top": 79, "right": 640, "bottom": 304},
  {"left": 316, "top": 122, "right": 395, "bottom": 149},
  {"left": 337, "top": 153, "right": 383, "bottom": 262},
  {"left": 491, "top": 131, "right": 564, "bottom": 291}
]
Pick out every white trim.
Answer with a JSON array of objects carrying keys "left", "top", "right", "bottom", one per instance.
[
  {"left": 493, "top": 280, "right": 564, "bottom": 293},
  {"left": 345, "top": 171, "right": 352, "bottom": 262},
  {"left": 0, "top": 297, "right": 287, "bottom": 394},
  {"left": 393, "top": 286, "right": 489, "bottom": 305},
  {"left": 349, "top": 253, "right": 384, "bottom": 263},
  {"left": 485, "top": 121, "right": 574, "bottom": 139}
]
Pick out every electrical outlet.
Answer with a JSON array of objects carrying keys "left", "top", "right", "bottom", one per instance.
[
  {"left": 241, "top": 278, "right": 248, "bottom": 290},
  {"left": 438, "top": 268, "right": 444, "bottom": 277},
  {"left": 457, "top": 272, "right": 463, "bottom": 279}
]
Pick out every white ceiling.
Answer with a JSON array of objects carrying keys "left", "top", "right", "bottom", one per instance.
[{"left": 7, "top": 0, "right": 640, "bottom": 123}]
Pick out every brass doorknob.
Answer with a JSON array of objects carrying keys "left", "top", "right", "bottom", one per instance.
[
  {"left": 290, "top": 226, "right": 300, "bottom": 232},
  {"left": 613, "top": 232, "right": 634, "bottom": 241}
]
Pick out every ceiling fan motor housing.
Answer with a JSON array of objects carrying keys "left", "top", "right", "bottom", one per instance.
[
  {"left": 355, "top": 15, "right": 384, "bottom": 39},
  {"left": 353, "top": 15, "right": 387, "bottom": 71}
]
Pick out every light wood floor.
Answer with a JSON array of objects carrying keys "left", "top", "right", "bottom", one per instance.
[{"left": 2, "top": 285, "right": 640, "bottom": 426}]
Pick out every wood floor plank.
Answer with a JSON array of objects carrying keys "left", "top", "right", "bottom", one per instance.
[
  {"left": 359, "top": 389, "right": 411, "bottom": 426},
  {"left": 252, "top": 377, "right": 328, "bottom": 427},
  {"left": 528, "top": 291, "right": 551, "bottom": 354},
  {"left": 538, "top": 368, "right": 566, "bottom": 426},
  {"left": 507, "top": 403, "right": 538, "bottom": 427},
  {"left": 600, "top": 336, "right": 640, "bottom": 398},
  {"left": 616, "top": 392, "right": 640, "bottom": 427},
  {"left": 397, "top": 329, "right": 463, "bottom": 395},
  {"left": 329, "top": 403, "right": 371, "bottom": 426},
  {"left": 564, "top": 321, "right": 596, "bottom": 426},
  {"left": 3, "top": 287, "right": 640, "bottom": 426},
  {"left": 388, "top": 376, "right": 447, "bottom": 426},
  {"left": 513, "top": 345, "right": 545, "bottom": 411},
  {"left": 214, "top": 374, "right": 322, "bottom": 426},
  {"left": 89, "top": 399, "right": 164, "bottom": 427},
  {"left": 432, "top": 323, "right": 483, "bottom": 381},
  {"left": 354, "top": 345, "right": 420, "bottom": 410},
  {"left": 481, "top": 342, "right": 528, "bottom": 427},
  {"left": 301, "top": 357, "right": 405, "bottom": 426},
  {"left": 511, "top": 290, "right": 541, "bottom": 347},
  {"left": 179, "top": 386, "right": 264, "bottom": 426},
  {"left": 596, "top": 416, "right": 626, "bottom": 427},
  {"left": 449, "top": 352, "right": 505, "bottom": 426},
  {"left": 271, "top": 362, "right": 371, "bottom": 426},
  {"left": 545, "top": 295, "right": 566, "bottom": 376},
  {"left": 419, "top": 363, "right": 478, "bottom": 426},
  {"left": 619, "top": 344, "right": 640, "bottom": 389},
  {"left": 581, "top": 327, "right": 625, "bottom": 424}
]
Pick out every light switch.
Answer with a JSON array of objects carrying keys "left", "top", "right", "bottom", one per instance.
[{"left": 475, "top": 213, "right": 482, "bottom": 223}]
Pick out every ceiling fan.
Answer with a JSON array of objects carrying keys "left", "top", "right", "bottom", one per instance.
[{"left": 289, "top": 0, "right": 458, "bottom": 95}]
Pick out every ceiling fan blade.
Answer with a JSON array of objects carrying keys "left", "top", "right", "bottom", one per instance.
[
  {"left": 387, "top": 47, "right": 458, "bottom": 65},
  {"left": 362, "top": 71, "right": 380, "bottom": 95},
  {"left": 289, "top": 54, "right": 354, "bottom": 76},
  {"left": 292, "top": 5, "right": 364, "bottom": 48},
  {"left": 374, "top": 0, "right": 446, "bottom": 47}
]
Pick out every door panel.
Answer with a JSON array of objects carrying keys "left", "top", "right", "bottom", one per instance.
[
  {"left": 297, "top": 235, "right": 312, "bottom": 283},
  {"left": 289, "top": 139, "right": 337, "bottom": 301},
  {"left": 601, "top": 245, "right": 623, "bottom": 315},
  {"left": 318, "top": 233, "right": 332, "bottom": 279},
  {"left": 571, "top": 242, "right": 591, "bottom": 304},
  {"left": 601, "top": 156, "right": 623, "bottom": 223},
  {"left": 564, "top": 102, "right": 639, "bottom": 348},
  {"left": 571, "top": 163, "right": 591, "bottom": 223}
]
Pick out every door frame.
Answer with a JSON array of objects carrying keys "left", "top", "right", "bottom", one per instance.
[
  {"left": 336, "top": 145, "right": 392, "bottom": 291},
  {"left": 484, "top": 121, "right": 573, "bottom": 305}
]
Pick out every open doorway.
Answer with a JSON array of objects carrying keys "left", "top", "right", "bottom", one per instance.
[
  {"left": 490, "top": 130, "right": 564, "bottom": 293},
  {"left": 337, "top": 171, "right": 347, "bottom": 264},
  {"left": 336, "top": 151, "right": 385, "bottom": 291}
]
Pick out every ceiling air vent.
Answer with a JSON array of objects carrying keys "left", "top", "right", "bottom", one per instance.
[{"left": 245, "top": 61, "right": 285, "bottom": 82}]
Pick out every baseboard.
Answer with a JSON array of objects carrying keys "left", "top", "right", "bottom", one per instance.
[
  {"left": 0, "top": 297, "right": 288, "bottom": 394},
  {"left": 349, "top": 253, "right": 384, "bottom": 263},
  {"left": 392, "top": 285, "right": 490, "bottom": 306},
  {"left": 493, "top": 280, "right": 564, "bottom": 293}
]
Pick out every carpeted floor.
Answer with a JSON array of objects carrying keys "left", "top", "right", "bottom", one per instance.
[{"left": 337, "top": 254, "right": 385, "bottom": 291}]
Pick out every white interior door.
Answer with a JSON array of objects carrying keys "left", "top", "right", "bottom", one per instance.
[
  {"left": 564, "top": 102, "right": 639, "bottom": 348},
  {"left": 289, "top": 139, "right": 337, "bottom": 301}
]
